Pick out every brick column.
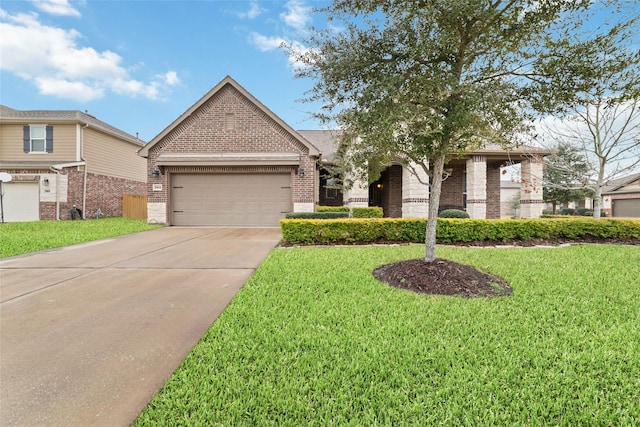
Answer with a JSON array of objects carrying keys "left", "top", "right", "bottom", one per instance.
[
  {"left": 486, "top": 163, "right": 501, "bottom": 219},
  {"left": 466, "top": 155, "right": 487, "bottom": 219},
  {"left": 520, "top": 155, "right": 545, "bottom": 218},
  {"left": 402, "top": 163, "right": 429, "bottom": 218},
  {"left": 344, "top": 176, "right": 369, "bottom": 208}
]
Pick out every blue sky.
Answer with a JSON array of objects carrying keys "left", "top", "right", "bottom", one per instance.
[{"left": 1, "top": 0, "right": 329, "bottom": 141}]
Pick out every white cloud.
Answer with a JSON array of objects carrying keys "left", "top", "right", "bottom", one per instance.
[
  {"left": 250, "top": 33, "right": 287, "bottom": 52},
  {"left": 30, "top": 0, "right": 81, "bottom": 17},
  {"left": 0, "top": 10, "right": 178, "bottom": 102},
  {"left": 162, "top": 71, "right": 180, "bottom": 86},
  {"left": 35, "top": 77, "right": 103, "bottom": 102},
  {"left": 280, "top": 0, "right": 311, "bottom": 31},
  {"left": 237, "top": 1, "right": 265, "bottom": 19}
]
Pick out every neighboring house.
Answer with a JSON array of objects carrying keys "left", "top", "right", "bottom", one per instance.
[
  {"left": 139, "top": 76, "right": 552, "bottom": 226},
  {"left": 602, "top": 173, "right": 640, "bottom": 217},
  {"left": 138, "top": 76, "right": 320, "bottom": 226},
  {"left": 0, "top": 106, "right": 146, "bottom": 222}
]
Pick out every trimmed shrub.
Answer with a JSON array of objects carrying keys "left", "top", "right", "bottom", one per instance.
[
  {"left": 316, "top": 206, "right": 350, "bottom": 213},
  {"left": 285, "top": 212, "right": 349, "bottom": 220},
  {"left": 438, "top": 209, "right": 470, "bottom": 219},
  {"left": 559, "top": 208, "right": 576, "bottom": 215},
  {"left": 280, "top": 217, "right": 640, "bottom": 245},
  {"left": 316, "top": 206, "right": 384, "bottom": 218},
  {"left": 352, "top": 207, "right": 384, "bottom": 218}
]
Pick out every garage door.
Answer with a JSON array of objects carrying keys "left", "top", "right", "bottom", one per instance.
[
  {"left": 612, "top": 199, "right": 640, "bottom": 218},
  {"left": 1, "top": 182, "right": 39, "bottom": 222},
  {"left": 171, "top": 173, "right": 291, "bottom": 226}
]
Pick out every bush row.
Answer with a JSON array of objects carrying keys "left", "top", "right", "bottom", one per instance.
[
  {"left": 285, "top": 212, "right": 349, "bottom": 219},
  {"left": 312, "top": 206, "right": 384, "bottom": 218},
  {"left": 542, "top": 209, "right": 608, "bottom": 217},
  {"left": 280, "top": 217, "right": 640, "bottom": 245}
]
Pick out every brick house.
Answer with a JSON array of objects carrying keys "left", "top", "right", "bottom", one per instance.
[
  {"left": 300, "top": 129, "right": 552, "bottom": 219},
  {"left": 139, "top": 76, "right": 551, "bottom": 225},
  {"left": 0, "top": 106, "right": 146, "bottom": 222},
  {"left": 138, "top": 76, "right": 320, "bottom": 226}
]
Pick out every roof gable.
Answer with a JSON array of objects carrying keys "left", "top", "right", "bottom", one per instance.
[{"left": 138, "top": 76, "right": 319, "bottom": 157}]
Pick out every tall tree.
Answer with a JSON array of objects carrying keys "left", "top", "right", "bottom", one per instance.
[
  {"left": 288, "top": 0, "right": 594, "bottom": 262},
  {"left": 531, "top": 3, "right": 640, "bottom": 218},
  {"left": 543, "top": 142, "right": 594, "bottom": 213},
  {"left": 541, "top": 98, "right": 640, "bottom": 218}
]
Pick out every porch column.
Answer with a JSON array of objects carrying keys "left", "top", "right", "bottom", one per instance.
[
  {"left": 402, "top": 163, "right": 429, "bottom": 218},
  {"left": 466, "top": 155, "right": 487, "bottom": 219},
  {"left": 520, "top": 155, "right": 545, "bottom": 218},
  {"left": 344, "top": 177, "right": 369, "bottom": 208}
]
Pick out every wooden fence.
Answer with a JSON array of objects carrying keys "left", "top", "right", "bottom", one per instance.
[{"left": 123, "top": 194, "right": 147, "bottom": 220}]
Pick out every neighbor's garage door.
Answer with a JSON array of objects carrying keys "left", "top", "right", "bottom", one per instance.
[
  {"left": 2, "top": 182, "right": 39, "bottom": 222},
  {"left": 612, "top": 199, "right": 640, "bottom": 218},
  {"left": 170, "top": 173, "right": 291, "bottom": 226}
]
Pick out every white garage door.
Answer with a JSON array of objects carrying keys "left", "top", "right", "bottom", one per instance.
[
  {"left": 171, "top": 173, "right": 291, "bottom": 226},
  {"left": 612, "top": 199, "right": 640, "bottom": 218},
  {"left": 1, "top": 182, "right": 39, "bottom": 222}
]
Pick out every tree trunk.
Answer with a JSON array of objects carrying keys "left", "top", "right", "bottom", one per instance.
[
  {"left": 592, "top": 188, "right": 602, "bottom": 219},
  {"left": 425, "top": 155, "right": 445, "bottom": 262}
]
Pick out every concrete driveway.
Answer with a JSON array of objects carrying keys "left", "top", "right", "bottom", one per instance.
[{"left": 0, "top": 227, "right": 281, "bottom": 426}]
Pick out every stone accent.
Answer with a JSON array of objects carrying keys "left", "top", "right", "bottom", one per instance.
[
  {"left": 147, "top": 202, "right": 167, "bottom": 224},
  {"left": 344, "top": 178, "right": 369, "bottom": 208},
  {"left": 293, "top": 202, "right": 314, "bottom": 213},
  {"left": 402, "top": 163, "right": 429, "bottom": 218},
  {"left": 520, "top": 156, "right": 545, "bottom": 218},
  {"left": 465, "top": 155, "right": 487, "bottom": 219}
]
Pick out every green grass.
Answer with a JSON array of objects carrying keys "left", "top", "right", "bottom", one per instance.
[
  {"left": 136, "top": 244, "right": 640, "bottom": 426},
  {"left": 0, "top": 218, "right": 161, "bottom": 258}
]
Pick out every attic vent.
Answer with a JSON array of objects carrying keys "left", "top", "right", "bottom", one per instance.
[{"left": 225, "top": 113, "right": 235, "bottom": 130}]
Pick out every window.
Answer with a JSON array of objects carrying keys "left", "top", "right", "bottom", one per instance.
[
  {"left": 326, "top": 177, "right": 338, "bottom": 199},
  {"left": 23, "top": 125, "right": 53, "bottom": 153}
]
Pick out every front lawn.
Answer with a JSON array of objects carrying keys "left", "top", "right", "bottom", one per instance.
[
  {"left": 136, "top": 244, "right": 640, "bottom": 425},
  {"left": 0, "top": 218, "right": 161, "bottom": 258}
]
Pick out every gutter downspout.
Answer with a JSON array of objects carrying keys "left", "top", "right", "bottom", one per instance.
[
  {"left": 81, "top": 124, "right": 89, "bottom": 219},
  {"left": 49, "top": 167, "right": 61, "bottom": 220}
]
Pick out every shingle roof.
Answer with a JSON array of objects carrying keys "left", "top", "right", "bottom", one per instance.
[
  {"left": 295, "top": 130, "right": 554, "bottom": 164},
  {"left": 0, "top": 105, "right": 144, "bottom": 146},
  {"left": 296, "top": 130, "right": 342, "bottom": 163},
  {"left": 602, "top": 173, "right": 640, "bottom": 194}
]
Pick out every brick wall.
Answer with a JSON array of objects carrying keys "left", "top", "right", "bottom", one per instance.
[
  {"left": 486, "top": 162, "right": 501, "bottom": 219},
  {"left": 439, "top": 164, "right": 465, "bottom": 210},
  {"left": 385, "top": 165, "right": 403, "bottom": 217}
]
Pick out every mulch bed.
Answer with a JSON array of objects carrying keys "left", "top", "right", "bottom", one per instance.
[{"left": 373, "top": 258, "right": 513, "bottom": 298}]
